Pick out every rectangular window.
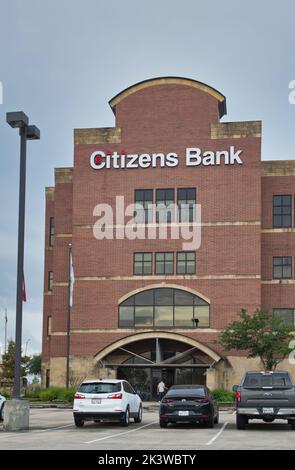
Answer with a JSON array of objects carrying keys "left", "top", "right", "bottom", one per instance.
[
  {"left": 177, "top": 252, "right": 196, "bottom": 274},
  {"left": 156, "top": 189, "right": 174, "bottom": 223},
  {"left": 49, "top": 217, "right": 54, "bottom": 246},
  {"left": 273, "top": 257, "right": 292, "bottom": 279},
  {"left": 155, "top": 252, "right": 174, "bottom": 275},
  {"left": 47, "top": 316, "right": 52, "bottom": 336},
  {"left": 273, "top": 308, "right": 295, "bottom": 326},
  {"left": 273, "top": 195, "right": 292, "bottom": 228},
  {"left": 135, "top": 190, "right": 153, "bottom": 223},
  {"left": 48, "top": 271, "right": 53, "bottom": 291},
  {"left": 178, "top": 188, "right": 196, "bottom": 222},
  {"left": 133, "top": 253, "right": 152, "bottom": 275}
]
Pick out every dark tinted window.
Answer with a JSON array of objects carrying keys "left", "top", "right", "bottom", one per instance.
[
  {"left": 243, "top": 373, "right": 293, "bottom": 389},
  {"left": 273, "top": 195, "right": 292, "bottom": 228},
  {"left": 273, "top": 256, "right": 292, "bottom": 279},
  {"left": 79, "top": 382, "right": 121, "bottom": 394},
  {"left": 123, "top": 382, "right": 135, "bottom": 394},
  {"left": 166, "top": 387, "right": 206, "bottom": 397}
]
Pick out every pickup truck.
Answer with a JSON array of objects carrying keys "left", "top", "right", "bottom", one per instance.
[{"left": 233, "top": 371, "right": 295, "bottom": 430}]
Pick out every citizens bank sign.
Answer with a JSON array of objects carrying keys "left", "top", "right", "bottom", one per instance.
[{"left": 90, "top": 146, "right": 243, "bottom": 170}]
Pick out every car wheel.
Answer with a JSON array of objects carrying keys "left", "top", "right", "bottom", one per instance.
[
  {"left": 236, "top": 414, "right": 247, "bottom": 430},
  {"left": 94, "top": 420, "right": 101, "bottom": 423},
  {"left": 74, "top": 417, "right": 84, "bottom": 427},
  {"left": 134, "top": 405, "right": 142, "bottom": 423},
  {"left": 288, "top": 419, "right": 295, "bottom": 430},
  {"left": 214, "top": 413, "right": 219, "bottom": 424},
  {"left": 121, "top": 407, "right": 130, "bottom": 427},
  {"left": 159, "top": 420, "right": 168, "bottom": 428},
  {"left": 205, "top": 414, "right": 214, "bottom": 428},
  {"left": 0, "top": 405, "right": 4, "bottom": 421}
]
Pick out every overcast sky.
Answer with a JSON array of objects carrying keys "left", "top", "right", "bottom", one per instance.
[{"left": 0, "top": 0, "right": 294, "bottom": 355}]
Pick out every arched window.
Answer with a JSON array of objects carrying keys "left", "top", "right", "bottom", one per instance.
[{"left": 119, "top": 288, "right": 209, "bottom": 329}]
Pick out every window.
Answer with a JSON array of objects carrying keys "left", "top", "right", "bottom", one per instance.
[
  {"left": 45, "top": 369, "right": 50, "bottom": 388},
  {"left": 47, "top": 316, "right": 52, "bottom": 336},
  {"left": 133, "top": 253, "right": 152, "bottom": 275},
  {"left": 79, "top": 382, "right": 121, "bottom": 394},
  {"left": 178, "top": 188, "right": 196, "bottom": 222},
  {"left": 177, "top": 252, "right": 196, "bottom": 274},
  {"left": 48, "top": 271, "right": 53, "bottom": 291},
  {"left": 118, "top": 288, "right": 210, "bottom": 328},
  {"left": 273, "top": 195, "right": 292, "bottom": 228},
  {"left": 49, "top": 217, "right": 54, "bottom": 246},
  {"left": 273, "top": 257, "right": 292, "bottom": 279},
  {"left": 273, "top": 308, "right": 295, "bottom": 326},
  {"left": 155, "top": 252, "right": 174, "bottom": 274},
  {"left": 156, "top": 189, "right": 174, "bottom": 223},
  {"left": 135, "top": 190, "right": 153, "bottom": 223}
]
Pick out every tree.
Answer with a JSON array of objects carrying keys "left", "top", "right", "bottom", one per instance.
[
  {"left": 2, "top": 339, "right": 29, "bottom": 381},
  {"left": 27, "top": 354, "right": 42, "bottom": 376},
  {"left": 218, "top": 309, "right": 294, "bottom": 370}
]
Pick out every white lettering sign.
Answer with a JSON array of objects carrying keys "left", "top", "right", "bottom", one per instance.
[{"left": 90, "top": 147, "right": 243, "bottom": 170}]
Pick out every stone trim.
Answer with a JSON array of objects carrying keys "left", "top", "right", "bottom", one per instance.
[
  {"left": 55, "top": 168, "right": 73, "bottom": 183},
  {"left": 93, "top": 330, "right": 222, "bottom": 363},
  {"left": 76, "top": 275, "right": 260, "bottom": 282},
  {"left": 75, "top": 221, "right": 261, "bottom": 230},
  {"left": 74, "top": 127, "right": 121, "bottom": 145},
  {"left": 261, "top": 280, "right": 295, "bottom": 285},
  {"left": 56, "top": 233, "right": 72, "bottom": 238},
  {"left": 211, "top": 121, "right": 261, "bottom": 139},
  {"left": 109, "top": 77, "right": 226, "bottom": 113},
  {"left": 51, "top": 328, "right": 220, "bottom": 335},
  {"left": 45, "top": 187, "right": 55, "bottom": 200},
  {"left": 262, "top": 160, "right": 295, "bottom": 176},
  {"left": 117, "top": 283, "right": 211, "bottom": 304},
  {"left": 262, "top": 228, "right": 295, "bottom": 233}
]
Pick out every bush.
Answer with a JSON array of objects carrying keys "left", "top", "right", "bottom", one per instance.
[
  {"left": 39, "top": 387, "right": 75, "bottom": 402},
  {"left": 212, "top": 388, "right": 235, "bottom": 403},
  {"left": 24, "top": 385, "right": 42, "bottom": 399}
]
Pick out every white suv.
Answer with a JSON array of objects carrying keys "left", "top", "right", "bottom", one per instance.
[
  {"left": 0, "top": 394, "right": 6, "bottom": 421},
  {"left": 73, "top": 379, "right": 142, "bottom": 427}
]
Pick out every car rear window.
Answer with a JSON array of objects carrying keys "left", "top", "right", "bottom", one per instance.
[
  {"left": 78, "top": 382, "right": 121, "bottom": 394},
  {"left": 166, "top": 387, "right": 206, "bottom": 398},
  {"left": 243, "top": 373, "right": 293, "bottom": 389}
]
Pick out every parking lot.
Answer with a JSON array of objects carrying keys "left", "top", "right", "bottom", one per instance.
[{"left": 0, "top": 407, "right": 295, "bottom": 450}]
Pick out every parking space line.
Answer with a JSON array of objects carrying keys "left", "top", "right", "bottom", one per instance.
[
  {"left": 84, "top": 421, "right": 158, "bottom": 444},
  {"left": 0, "top": 423, "right": 73, "bottom": 440},
  {"left": 205, "top": 422, "right": 228, "bottom": 446}
]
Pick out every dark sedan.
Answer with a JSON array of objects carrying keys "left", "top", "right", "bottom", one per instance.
[{"left": 159, "top": 385, "right": 219, "bottom": 428}]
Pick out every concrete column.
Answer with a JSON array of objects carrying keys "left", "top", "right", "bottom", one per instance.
[
  {"left": 3, "top": 399, "right": 30, "bottom": 432},
  {"left": 206, "top": 367, "right": 217, "bottom": 390}
]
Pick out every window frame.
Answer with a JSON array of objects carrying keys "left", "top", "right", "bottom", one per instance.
[
  {"left": 176, "top": 251, "right": 196, "bottom": 274},
  {"left": 133, "top": 252, "right": 153, "bottom": 276},
  {"left": 177, "top": 188, "right": 196, "bottom": 223},
  {"left": 49, "top": 216, "right": 55, "bottom": 247},
  {"left": 273, "top": 256, "right": 292, "bottom": 280},
  {"left": 134, "top": 189, "right": 153, "bottom": 224},
  {"left": 156, "top": 188, "right": 175, "bottom": 223},
  {"left": 48, "top": 271, "right": 53, "bottom": 291},
  {"left": 155, "top": 252, "right": 174, "bottom": 275},
  {"left": 272, "top": 194, "right": 292, "bottom": 228},
  {"left": 272, "top": 308, "right": 295, "bottom": 326},
  {"left": 118, "top": 288, "right": 210, "bottom": 329}
]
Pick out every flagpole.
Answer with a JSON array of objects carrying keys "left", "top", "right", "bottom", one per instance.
[
  {"left": 66, "top": 243, "right": 72, "bottom": 389},
  {"left": 4, "top": 308, "right": 8, "bottom": 354}
]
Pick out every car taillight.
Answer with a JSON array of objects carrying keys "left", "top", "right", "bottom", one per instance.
[
  {"left": 193, "top": 398, "right": 208, "bottom": 403},
  {"left": 107, "top": 393, "right": 123, "bottom": 399},
  {"left": 74, "top": 393, "right": 85, "bottom": 399},
  {"left": 236, "top": 391, "right": 241, "bottom": 403}
]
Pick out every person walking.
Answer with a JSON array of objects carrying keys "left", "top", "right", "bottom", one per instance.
[{"left": 157, "top": 380, "right": 166, "bottom": 402}]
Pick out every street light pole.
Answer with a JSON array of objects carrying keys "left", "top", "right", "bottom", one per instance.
[
  {"left": 6, "top": 112, "right": 40, "bottom": 404},
  {"left": 4, "top": 308, "right": 8, "bottom": 354},
  {"left": 13, "top": 125, "right": 27, "bottom": 399}
]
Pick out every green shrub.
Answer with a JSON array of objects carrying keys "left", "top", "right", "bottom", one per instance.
[
  {"left": 24, "top": 386, "right": 42, "bottom": 399},
  {"left": 212, "top": 388, "right": 235, "bottom": 402},
  {"left": 39, "top": 387, "right": 75, "bottom": 402}
]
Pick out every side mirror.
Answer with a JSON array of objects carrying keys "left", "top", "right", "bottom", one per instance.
[{"left": 232, "top": 385, "right": 239, "bottom": 392}]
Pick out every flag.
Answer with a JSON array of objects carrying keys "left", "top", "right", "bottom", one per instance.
[
  {"left": 22, "top": 273, "right": 26, "bottom": 302},
  {"left": 69, "top": 250, "right": 75, "bottom": 307}
]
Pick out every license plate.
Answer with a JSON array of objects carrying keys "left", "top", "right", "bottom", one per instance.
[
  {"left": 263, "top": 407, "right": 274, "bottom": 414},
  {"left": 178, "top": 410, "right": 189, "bottom": 416},
  {"left": 91, "top": 399, "right": 101, "bottom": 404}
]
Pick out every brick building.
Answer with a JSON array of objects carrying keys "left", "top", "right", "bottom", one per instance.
[{"left": 42, "top": 77, "right": 295, "bottom": 397}]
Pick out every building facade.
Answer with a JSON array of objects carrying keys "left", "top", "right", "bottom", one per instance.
[{"left": 42, "top": 77, "right": 295, "bottom": 398}]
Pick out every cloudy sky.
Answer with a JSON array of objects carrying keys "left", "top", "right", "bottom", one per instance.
[{"left": 0, "top": 0, "right": 294, "bottom": 355}]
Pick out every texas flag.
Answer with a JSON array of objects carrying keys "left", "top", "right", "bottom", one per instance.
[{"left": 22, "top": 274, "right": 26, "bottom": 302}]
